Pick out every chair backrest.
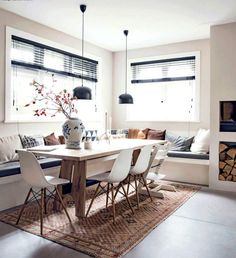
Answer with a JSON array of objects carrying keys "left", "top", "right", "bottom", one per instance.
[
  {"left": 131, "top": 144, "right": 153, "bottom": 175},
  {"left": 18, "top": 150, "right": 50, "bottom": 188},
  {"left": 107, "top": 148, "right": 133, "bottom": 183},
  {"left": 156, "top": 142, "right": 169, "bottom": 160},
  {"left": 149, "top": 142, "right": 169, "bottom": 175}
]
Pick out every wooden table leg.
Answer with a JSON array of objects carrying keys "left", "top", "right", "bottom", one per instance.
[
  {"left": 59, "top": 160, "right": 74, "bottom": 181},
  {"left": 72, "top": 160, "right": 87, "bottom": 218},
  {"left": 54, "top": 160, "right": 74, "bottom": 211}
]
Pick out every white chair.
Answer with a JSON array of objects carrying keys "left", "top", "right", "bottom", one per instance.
[
  {"left": 127, "top": 144, "right": 155, "bottom": 208},
  {"left": 16, "top": 150, "right": 72, "bottom": 235},
  {"left": 143, "top": 143, "right": 176, "bottom": 198},
  {"left": 86, "top": 148, "right": 134, "bottom": 223}
]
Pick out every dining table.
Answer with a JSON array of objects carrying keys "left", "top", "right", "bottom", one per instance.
[{"left": 29, "top": 138, "right": 166, "bottom": 218}]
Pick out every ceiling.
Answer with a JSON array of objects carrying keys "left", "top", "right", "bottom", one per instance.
[{"left": 1, "top": 0, "right": 236, "bottom": 51}]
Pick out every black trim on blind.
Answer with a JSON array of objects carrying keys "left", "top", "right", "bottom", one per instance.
[
  {"left": 131, "top": 56, "right": 196, "bottom": 84},
  {"left": 11, "top": 35, "right": 98, "bottom": 83}
]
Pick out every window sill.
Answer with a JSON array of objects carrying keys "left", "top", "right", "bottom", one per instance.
[
  {"left": 125, "top": 119, "right": 201, "bottom": 123},
  {"left": 4, "top": 119, "right": 102, "bottom": 124}
]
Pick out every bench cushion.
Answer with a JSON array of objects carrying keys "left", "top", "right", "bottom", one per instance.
[
  {"left": 0, "top": 158, "right": 62, "bottom": 178},
  {"left": 167, "top": 151, "right": 209, "bottom": 160}
]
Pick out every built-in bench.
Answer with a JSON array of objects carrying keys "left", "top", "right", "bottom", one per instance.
[{"left": 159, "top": 151, "right": 209, "bottom": 186}]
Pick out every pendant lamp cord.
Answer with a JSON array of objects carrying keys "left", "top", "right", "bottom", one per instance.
[
  {"left": 81, "top": 10, "right": 84, "bottom": 87},
  {"left": 124, "top": 30, "right": 128, "bottom": 94}
]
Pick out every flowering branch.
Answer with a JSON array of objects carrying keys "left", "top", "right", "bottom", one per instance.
[{"left": 25, "top": 77, "right": 78, "bottom": 119}]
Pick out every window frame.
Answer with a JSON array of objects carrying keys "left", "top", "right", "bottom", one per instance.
[
  {"left": 5, "top": 26, "right": 102, "bottom": 123},
  {"left": 126, "top": 51, "right": 201, "bottom": 122}
]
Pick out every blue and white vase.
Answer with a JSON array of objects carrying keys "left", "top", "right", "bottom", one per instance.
[{"left": 62, "top": 117, "right": 85, "bottom": 149}]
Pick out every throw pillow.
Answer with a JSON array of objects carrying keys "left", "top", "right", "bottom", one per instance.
[
  {"left": 84, "top": 130, "right": 98, "bottom": 141},
  {"left": 128, "top": 128, "right": 150, "bottom": 139},
  {"left": 20, "top": 135, "right": 44, "bottom": 148},
  {"left": 190, "top": 128, "right": 210, "bottom": 154},
  {"left": 58, "top": 135, "right": 65, "bottom": 144},
  {"left": 0, "top": 135, "right": 23, "bottom": 164},
  {"left": 44, "top": 133, "right": 60, "bottom": 145},
  {"left": 128, "top": 129, "right": 140, "bottom": 139},
  {"left": 165, "top": 132, "right": 194, "bottom": 151},
  {"left": 147, "top": 129, "right": 166, "bottom": 140}
]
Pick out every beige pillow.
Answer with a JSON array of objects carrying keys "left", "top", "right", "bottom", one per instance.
[
  {"left": 190, "top": 128, "right": 210, "bottom": 153},
  {"left": 0, "top": 135, "right": 23, "bottom": 164}
]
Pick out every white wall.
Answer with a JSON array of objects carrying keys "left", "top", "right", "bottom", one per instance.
[
  {"left": 210, "top": 22, "right": 236, "bottom": 192},
  {"left": 0, "top": 8, "right": 113, "bottom": 137},
  {"left": 112, "top": 39, "right": 210, "bottom": 137}
]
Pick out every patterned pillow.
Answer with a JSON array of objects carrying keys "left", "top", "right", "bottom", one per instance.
[
  {"left": 83, "top": 130, "right": 98, "bottom": 141},
  {"left": 20, "top": 135, "right": 44, "bottom": 149}
]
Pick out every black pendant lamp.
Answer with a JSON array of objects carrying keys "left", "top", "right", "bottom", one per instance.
[
  {"left": 118, "top": 30, "right": 133, "bottom": 104},
  {"left": 73, "top": 4, "right": 92, "bottom": 100}
]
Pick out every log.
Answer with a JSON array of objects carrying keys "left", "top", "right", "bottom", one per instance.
[
  {"left": 219, "top": 143, "right": 228, "bottom": 153},
  {"left": 219, "top": 174, "right": 226, "bottom": 181},
  {"left": 231, "top": 168, "right": 236, "bottom": 175},
  {"left": 227, "top": 148, "right": 236, "bottom": 159},
  {"left": 219, "top": 161, "right": 226, "bottom": 170},
  {"left": 223, "top": 165, "right": 232, "bottom": 175},
  {"left": 225, "top": 159, "right": 235, "bottom": 167},
  {"left": 226, "top": 175, "right": 233, "bottom": 181}
]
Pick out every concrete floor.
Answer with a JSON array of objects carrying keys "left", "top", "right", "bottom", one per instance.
[{"left": 1, "top": 188, "right": 236, "bottom": 258}]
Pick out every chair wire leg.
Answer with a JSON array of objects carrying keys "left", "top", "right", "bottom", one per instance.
[
  {"left": 44, "top": 188, "right": 47, "bottom": 214},
  {"left": 86, "top": 183, "right": 101, "bottom": 217},
  {"left": 16, "top": 188, "right": 32, "bottom": 225},
  {"left": 127, "top": 175, "right": 131, "bottom": 195},
  {"left": 111, "top": 183, "right": 116, "bottom": 223},
  {"left": 55, "top": 186, "right": 72, "bottom": 223},
  {"left": 120, "top": 182, "right": 134, "bottom": 215},
  {"left": 141, "top": 174, "right": 153, "bottom": 202},
  {"left": 114, "top": 183, "right": 121, "bottom": 199},
  {"left": 106, "top": 183, "right": 110, "bottom": 208},
  {"left": 40, "top": 188, "right": 44, "bottom": 235},
  {"left": 134, "top": 175, "right": 140, "bottom": 208}
]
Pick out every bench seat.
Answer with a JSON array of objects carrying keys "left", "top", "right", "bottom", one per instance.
[{"left": 167, "top": 151, "right": 209, "bottom": 160}]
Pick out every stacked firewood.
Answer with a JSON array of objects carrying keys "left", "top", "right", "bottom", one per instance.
[{"left": 219, "top": 142, "right": 236, "bottom": 181}]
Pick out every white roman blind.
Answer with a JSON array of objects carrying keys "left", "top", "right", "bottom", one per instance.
[{"left": 131, "top": 56, "right": 195, "bottom": 84}]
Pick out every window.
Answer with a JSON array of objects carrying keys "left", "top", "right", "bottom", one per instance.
[
  {"left": 5, "top": 28, "right": 100, "bottom": 122},
  {"left": 127, "top": 53, "right": 200, "bottom": 122}
]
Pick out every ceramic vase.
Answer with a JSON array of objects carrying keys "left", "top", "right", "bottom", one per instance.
[{"left": 62, "top": 117, "right": 85, "bottom": 149}]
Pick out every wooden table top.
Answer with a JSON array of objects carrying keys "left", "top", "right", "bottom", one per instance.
[{"left": 28, "top": 139, "right": 166, "bottom": 161}]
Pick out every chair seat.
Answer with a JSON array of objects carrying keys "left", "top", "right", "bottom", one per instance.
[
  {"left": 88, "top": 172, "right": 110, "bottom": 182},
  {"left": 45, "top": 175, "right": 70, "bottom": 186},
  {"left": 146, "top": 172, "right": 166, "bottom": 181}
]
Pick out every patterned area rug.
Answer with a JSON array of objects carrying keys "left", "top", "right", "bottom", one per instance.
[{"left": 0, "top": 182, "right": 199, "bottom": 258}]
